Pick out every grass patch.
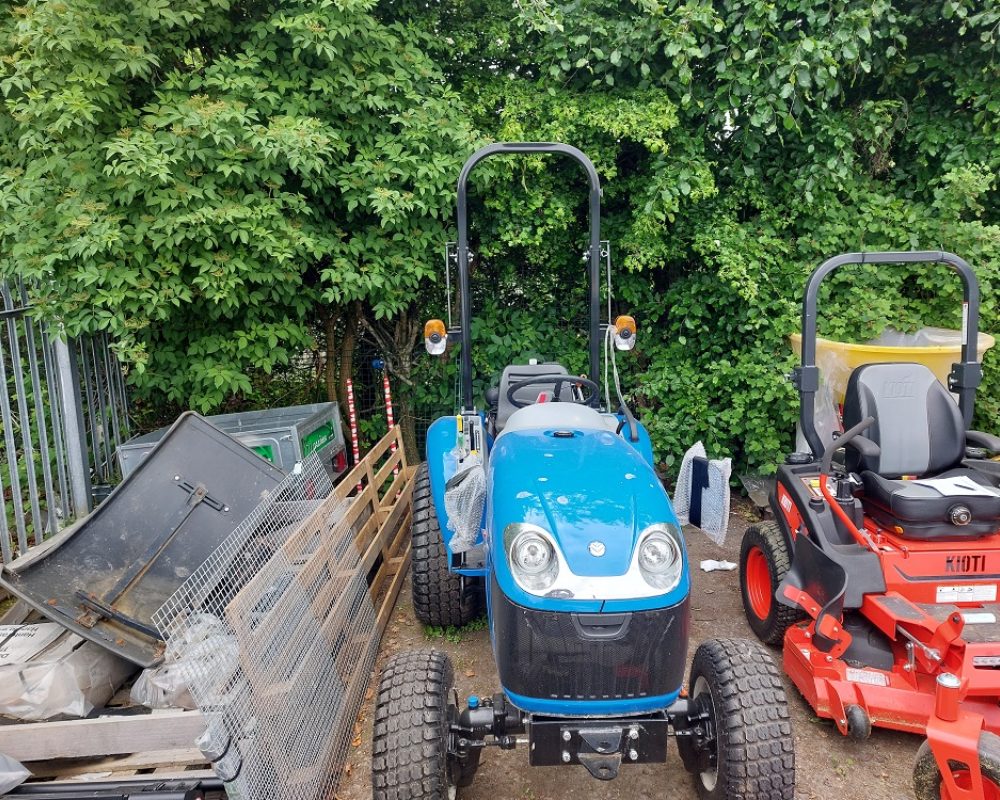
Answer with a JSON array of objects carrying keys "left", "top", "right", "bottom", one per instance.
[{"left": 423, "top": 614, "right": 488, "bottom": 644}]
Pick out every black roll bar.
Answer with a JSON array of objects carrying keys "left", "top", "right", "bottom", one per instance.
[
  {"left": 796, "top": 251, "right": 982, "bottom": 458},
  {"left": 455, "top": 142, "right": 602, "bottom": 410}
]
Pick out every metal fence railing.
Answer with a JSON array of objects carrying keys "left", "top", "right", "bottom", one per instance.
[{"left": 1, "top": 279, "right": 130, "bottom": 564}]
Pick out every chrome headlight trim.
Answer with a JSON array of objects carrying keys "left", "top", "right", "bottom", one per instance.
[{"left": 500, "top": 521, "right": 685, "bottom": 600}]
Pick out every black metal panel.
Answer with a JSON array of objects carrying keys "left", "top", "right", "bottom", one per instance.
[
  {"left": 529, "top": 716, "right": 670, "bottom": 767},
  {"left": 0, "top": 412, "right": 284, "bottom": 666},
  {"left": 490, "top": 577, "right": 688, "bottom": 703}
]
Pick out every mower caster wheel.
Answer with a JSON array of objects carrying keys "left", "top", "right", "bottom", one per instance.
[
  {"left": 678, "top": 638, "right": 795, "bottom": 800},
  {"left": 844, "top": 704, "right": 871, "bottom": 741},
  {"left": 372, "top": 649, "right": 469, "bottom": 800},
  {"left": 914, "top": 731, "right": 1000, "bottom": 800},
  {"left": 740, "top": 523, "right": 806, "bottom": 647}
]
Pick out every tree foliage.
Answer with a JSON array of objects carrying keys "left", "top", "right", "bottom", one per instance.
[
  {"left": 0, "top": 0, "right": 477, "bottom": 409},
  {"left": 1, "top": 0, "right": 998, "bottom": 476}
]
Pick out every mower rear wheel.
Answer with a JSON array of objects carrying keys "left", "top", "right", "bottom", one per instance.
[
  {"left": 372, "top": 649, "right": 467, "bottom": 800},
  {"left": 678, "top": 638, "right": 795, "bottom": 800},
  {"left": 913, "top": 731, "right": 1000, "bottom": 800},
  {"left": 740, "top": 523, "right": 805, "bottom": 647},
  {"left": 411, "top": 462, "right": 480, "bottom": 627}
]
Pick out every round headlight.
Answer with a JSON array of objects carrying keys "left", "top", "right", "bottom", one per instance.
[
  {"left": 511, "top": 531, "right": 554, "bottom": 575},
  {"left": 639, "top": 532, "right": 678, "bottom": 573},
  {"left": 637, "top": 526, "right": 683, "bottom": 590},
  {"left": 506, "top": 525, "right": 560, "bottom": 592}
]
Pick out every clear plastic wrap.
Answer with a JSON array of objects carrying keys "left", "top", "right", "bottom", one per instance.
[
  {"left": 444, "top": 454, "right": 486, "bottom": 553},
  {"left": 0, "top": 623, "right": 135, "bottom": 721},
  {"left": 0, "top": 753, "right": 30, "bottom": 794},
  {"left": 131, "top": 613, "right": 237, "bottom": 710},
  {"left": 673, "top": 442, "right": 733, "bottom": 546}
]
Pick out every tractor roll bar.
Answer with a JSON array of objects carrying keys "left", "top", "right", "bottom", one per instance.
[
  {"left": 456, "top": 142, "right": 602, "bottom": 410},
  {"left": 796, "top": 251, "right": 982, "bottom": 459}
]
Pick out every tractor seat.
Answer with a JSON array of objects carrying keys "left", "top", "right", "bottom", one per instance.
[
  {"left": 842, "top": 362, "right": 1000, "bottom": 539},
  {"left": 494, "top": 362, "right": 571, "bottom": 433}
]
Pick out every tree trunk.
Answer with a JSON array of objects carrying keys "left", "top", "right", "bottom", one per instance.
[
  {"left": 338, "top": 300, "right": 361, "bottom": 461},
  {"left": 323, "top": 308, "right": 339, "bottom": 403}
]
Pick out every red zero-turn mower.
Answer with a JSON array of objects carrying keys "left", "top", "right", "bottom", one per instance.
[{"left": 739, "top": 251, "right": 1000, "bottom": 800}]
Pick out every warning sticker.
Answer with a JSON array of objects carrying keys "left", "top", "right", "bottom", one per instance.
[
  {"left": 0, "top": 623, "right": 64, "bottom": 665},
  {"left": 936, "top": 584, "right": 998, "bottom": 604},
  {"left": 846, "top": 667, "right": 889, "bottom": 687}
]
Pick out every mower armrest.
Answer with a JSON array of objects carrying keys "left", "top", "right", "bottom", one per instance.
[
  {"left": 844, "top": 434, "right": 880, "bottom": 461},
  {"left": 966, "top": 430, "right": 1000, "bottom": 454}
]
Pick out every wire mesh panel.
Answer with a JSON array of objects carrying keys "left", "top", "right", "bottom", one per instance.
[{"left": 154, "top": 437, "right": 410, "bottom": 800}]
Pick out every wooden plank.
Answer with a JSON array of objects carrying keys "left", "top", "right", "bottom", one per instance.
[
  {"left": 0, "top": 710, "right": 206, "bottom": 762},
  {"left": 373, "top": 446, "right": 403, "bottom": 493},
  {"left": 0, "top": 598, "right": 30, "bottom": 625},
  {"left": 377, "top": 549, "right": 411, "bottom": 634},
  {"left": 24, "top": 748, "right": 208, "bottom": 779}
]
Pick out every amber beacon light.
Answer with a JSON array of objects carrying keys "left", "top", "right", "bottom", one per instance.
[
  {"left": 424, "top": 319, "right": 447, "bottom": 355},
  {"left": 613, "top": 315, "right": 637, "bottom": 351}
]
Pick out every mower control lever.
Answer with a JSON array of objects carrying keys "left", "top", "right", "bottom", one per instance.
[{"left": 821, "top": 417, "right": 875, "bottom": 476}]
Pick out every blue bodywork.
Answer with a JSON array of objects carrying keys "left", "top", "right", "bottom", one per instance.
[{"left": 425, "top": 405, "right": 691, "bottom": 717}]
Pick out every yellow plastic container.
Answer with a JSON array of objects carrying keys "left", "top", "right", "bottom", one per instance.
[{"left": 790, "top": 328, "right": 995, "bottom": 403}]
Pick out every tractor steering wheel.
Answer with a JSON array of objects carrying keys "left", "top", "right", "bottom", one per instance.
[{"left": 505, "top": 374, "right": 600, "bottom": 409}]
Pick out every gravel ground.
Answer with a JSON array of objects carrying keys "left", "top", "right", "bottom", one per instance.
[{"left": 339, "top": 511, "right": 920, "bottom": 800}]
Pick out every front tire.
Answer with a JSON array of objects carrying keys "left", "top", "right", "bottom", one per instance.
[
  {"left": 740, "top": 523, "right": 804, "bottom": 646},
  {"left": 411, "top": 462, "right": 479, "bottom": 627},
  {"left": 678, "top": 638, "right": 795, "bottom": 800},
  {"left": 913, "top": 731, "right": 1000, "bottom": 800},
  {"left": 372, "top": 650, "right": 464, "bottom": 800}
]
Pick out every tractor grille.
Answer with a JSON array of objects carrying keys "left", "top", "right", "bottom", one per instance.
[{"left": 490, "top": 578, "right": 689, "bottom": 703}]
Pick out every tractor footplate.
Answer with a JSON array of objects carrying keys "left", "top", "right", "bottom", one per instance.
[{"left": 528, "top": 717, "right": 669, "bottom": 777}]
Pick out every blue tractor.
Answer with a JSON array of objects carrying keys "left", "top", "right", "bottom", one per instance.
[{"left": 371, "top": 143, "right": 795, "bottom": 800}]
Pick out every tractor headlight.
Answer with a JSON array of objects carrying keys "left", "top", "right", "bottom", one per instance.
[
  {"left": 505, "top": 524, "right": 559, "bottom": 592},
  {"left": 637, "top": 524, "right": 683, "bottom": 591}
]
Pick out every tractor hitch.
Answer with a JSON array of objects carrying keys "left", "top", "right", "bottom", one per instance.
[{"left": 527, "top": 712, "right": 678, "bottom": 779}]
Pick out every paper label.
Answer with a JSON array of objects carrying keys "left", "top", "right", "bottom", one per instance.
[
  {"left": 937, "top": 584, "right": 998, "bottom": 603},
  {"left": 846, "top": 667, "right": 889, "bottom": 687},
  {"left": 912, "top": 477, "right": 999, "bottom": 498},
  {"left": 0, "top": 623, "right": 64, "bottom": 665}
]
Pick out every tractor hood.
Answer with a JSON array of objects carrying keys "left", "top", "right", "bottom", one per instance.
[{"left": 487, "top": 416, "right": 686, "bottom": 611}]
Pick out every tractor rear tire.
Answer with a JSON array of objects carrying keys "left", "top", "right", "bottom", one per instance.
[
  {"left": 411, "top": 462, "right": 480, "bottom": 627},
  {"left": 372, "top": 649, "right": 466, "bottom": 800},
  {"left": 913, "top": 730, "right": 1000, "bottom": 800},
  {"left": 679, "top": 638, "right": 795, "bottom": 800},
  {"left": 740, "top": 522, "right": 805, "bottom": 647}
]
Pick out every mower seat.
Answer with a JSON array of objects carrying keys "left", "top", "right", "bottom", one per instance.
[
  {"left": 843, "top": 362, "right": 1000, "bottom": 539},
  {"left": 494, "top": 362, "right": 571, "bottom": 433}
]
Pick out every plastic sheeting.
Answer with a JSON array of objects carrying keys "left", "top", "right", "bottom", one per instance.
[
  {"left": 0, "top": 623, "right": 135, "bottom": 721},
  {"left": 673, "top": 442, "right": 732, "bottom": 546},
  {"left": 132, "top": 614, "right": 236, "bottom": 711},
  {"left": 444, "top": 454, "right": 486, "bottom": 553},
  {"left": 0, "top": 753, "right": 29, "bottom": 794}
]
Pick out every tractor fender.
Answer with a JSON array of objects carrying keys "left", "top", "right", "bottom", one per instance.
[{"left": 424, "top": 416, "right": 486, "bottom": 561}]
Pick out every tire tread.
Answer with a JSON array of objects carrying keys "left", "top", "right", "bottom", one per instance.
[
  {"left": 740, "top": 522, "right": 806, "bottom": 646},
  {"left": 411, "top": 462, "right": 479, "bottom": 627},
  {"left": 372, "top": 649, "right": 454, "bottom": 800},
  {"left": 690, "top": 637, "right": 796, "bottom": 800}
]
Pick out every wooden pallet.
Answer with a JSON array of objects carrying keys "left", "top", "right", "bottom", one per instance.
[{"left": 0, "top": 427, "right": 414, "bottom": 789}]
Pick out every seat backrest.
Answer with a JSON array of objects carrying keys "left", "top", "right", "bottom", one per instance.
[
  {"left": 495, "top": 363, "right": 569, "bottom": 431},
  {"left": 842, "top": 362, "right": 965, "bottom": 478}
]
